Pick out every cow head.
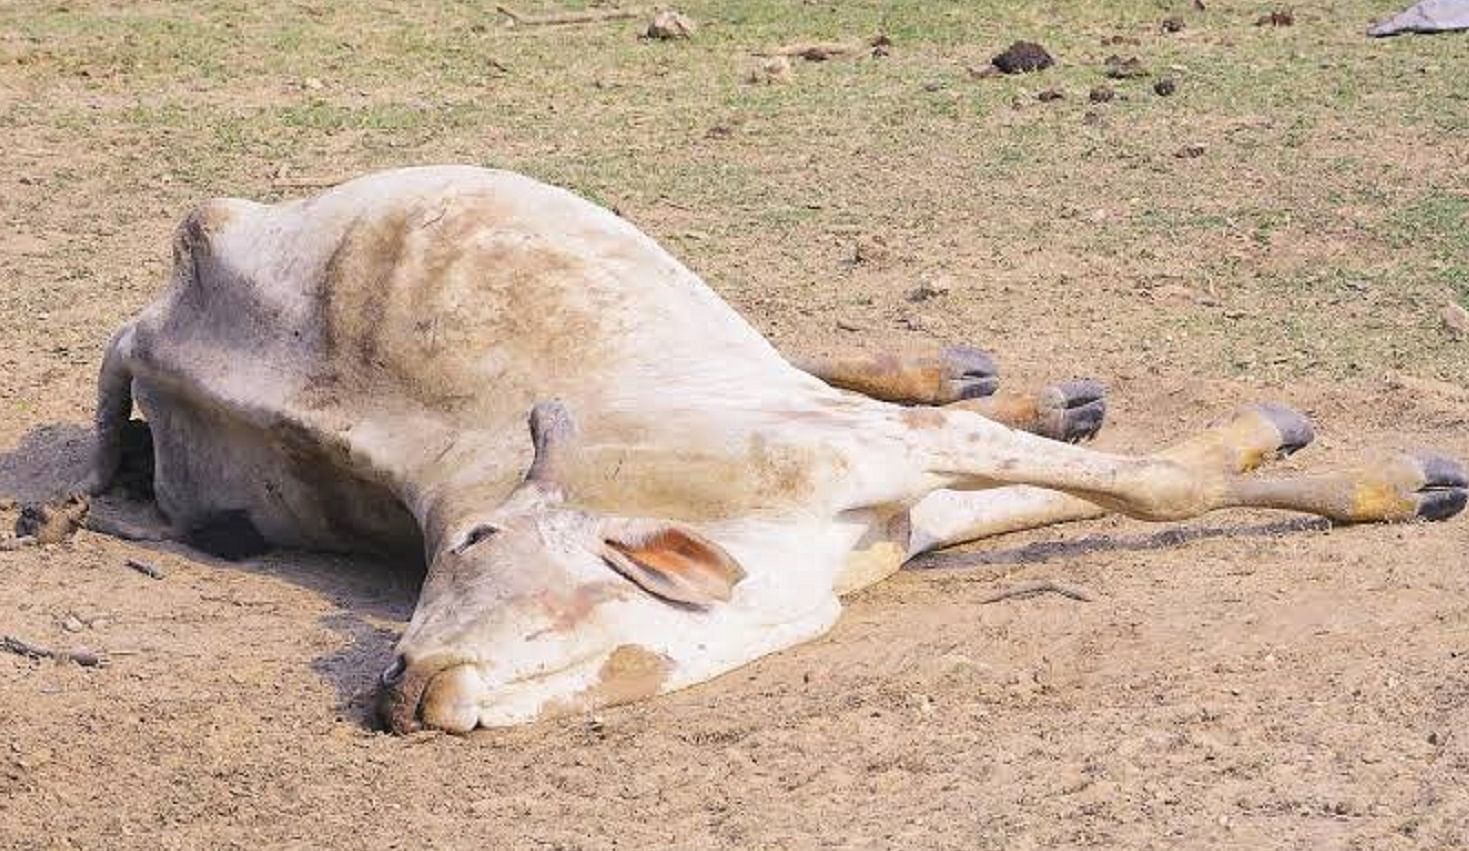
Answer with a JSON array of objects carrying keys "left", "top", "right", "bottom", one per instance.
[{"left": 379, "top": 402, "right": 747, "bottom": 733}]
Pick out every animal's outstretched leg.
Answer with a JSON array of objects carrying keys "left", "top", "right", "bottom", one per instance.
[
  {"left": 793, "top": 346, "right": 1104, "bottom": 441},
  {"left": 882, "top": 402, "right": 1464, "bottom": 527},
  {"left": 791, "top": 346, "right": 999, "bottom": 405},
  {"left": 907, "top": 403, "right": 1314, "bottom": 554},
  {"left": 946, "top": 379, "right": 1106, "bottom": 444}
]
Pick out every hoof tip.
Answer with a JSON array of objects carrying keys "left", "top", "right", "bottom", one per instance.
[
  {"left": 1252, "top": 402, "right": 1315, "bottom": 456},
  {"left": 940, "top": 346, "right": 999, "bottom": 400}
]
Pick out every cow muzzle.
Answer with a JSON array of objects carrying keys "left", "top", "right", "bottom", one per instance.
[{"left": 378, "top": 652, "right": 481, "bottom": 734}]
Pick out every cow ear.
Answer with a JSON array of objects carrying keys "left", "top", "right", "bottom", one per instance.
[{"left": 598, "top": 520, "right": 747, "bottom": 606}]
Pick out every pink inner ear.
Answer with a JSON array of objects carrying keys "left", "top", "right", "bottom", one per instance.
[{"left": 604, "top": 525, "right": 747, "bottom": 604}]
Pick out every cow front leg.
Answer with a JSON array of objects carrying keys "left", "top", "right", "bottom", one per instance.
[
  {"left": 946, "top": 379, "right": 1106, "bottom": 444},
  {"left": 793, "top": 346, "right": 1105, "bottom": 441},
  {"left": 791, "top": 345, "right": 999, "bottom": 405},
  {"left": 906, "top": 403, "right": 1315, "bottom": 554},
  {"left": 80, "top": 324, "right": 138, "bottom": 496}
]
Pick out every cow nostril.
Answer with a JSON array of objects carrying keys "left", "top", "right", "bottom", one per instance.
[{"left": 381, "top": 654, "right": 407, "bottom": 687}]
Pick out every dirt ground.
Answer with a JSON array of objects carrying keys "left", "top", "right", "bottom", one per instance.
[{"left": 2, "top": 1, "right": 1468, "bottom": 848}]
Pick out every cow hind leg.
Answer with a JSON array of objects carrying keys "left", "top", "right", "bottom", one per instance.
[
  {"left": 893, "top": 400, "right": 1465, "bottom": 528},
  {"left": 905, "top": 403, "right": 1315, "bottom": 555}
]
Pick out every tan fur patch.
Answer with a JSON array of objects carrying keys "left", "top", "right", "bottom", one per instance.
[
  {"left": 316, "top": 192, "right": 610, "bottom": 413},
  {"left": 1350, "top": 481, "right": 1415, "bottom": 522},
  {"left": 803, "top": 351, "right": 944, "bottom": 404},
  {"left": 900, "top": 407, "right": 947, "bottom": 430},
  {"left": 531, "top": 581, "right": 632, "bottom": 634},
  {"left": 539, "top": 644, "right": 673, "bottom": 719},
  {"left": 834, "top": 506, "right": 911, "bottom": 595}
]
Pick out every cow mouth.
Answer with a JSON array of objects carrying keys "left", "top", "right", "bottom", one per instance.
[{"left": 378, "top": 653, "right": 479, "bottom": 734}]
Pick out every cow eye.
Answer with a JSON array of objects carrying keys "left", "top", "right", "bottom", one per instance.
[{"left": 452, "top": 524, "right": 499, "bottom": 554}]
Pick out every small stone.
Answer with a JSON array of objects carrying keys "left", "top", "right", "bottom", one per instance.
[
  {"left": 906, "top": 281, "right": 949, "bottom": 303},
  {"left": 1428, "top": 730, "right": 1442, "bottom": 745},
  {"left": 1175, "top": 143, "right": 1206, "bottom": 158},
  {"left": 922, "top": 80, "right": 945, "bottom": 92},
  {"left": 1104, "top": 55, "right": 1148, "bottom": 79},
  {"left": 1089, "top": 86, "right": 1115, "bottom": 103},
  {"left": 851, "top": 234, "right": 890, "bottom": 266},
  {"left": 745, "top": 56, "right": 793, "bottom": 85},
  {"left": 1036, "top": 88, "right": 1064, "bottom": 102},
  {"left": 1441, "top": 301, "right": 1468, "bottom": 337},
  {"left": 643, "top": 9, "right": 695, "bottom": 40},
  {"left": 303, "top": 77, "right": 324, "bottom": 91},
  {"left": 991, "top": 41, "right": 1053, "bottom": 74},
  {"left": 1161, "top": 16, "right": 1185, "bottom": 32},
  {"left": 1154, "top": 77, "right": 1177, "bottom": 96},
  {"left": 61, "top": 614, "right": 85, "bottom": 634},
  {"left": 897, "top": 315, "right": 931, "bottom": 333}
]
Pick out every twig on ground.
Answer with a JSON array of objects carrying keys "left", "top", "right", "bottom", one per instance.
[
  {"left": 2, "top": 635, "right": 107, "bottom": 667},
  {"left": 496, "top": 5, "right": 642, "bottom": 26},
  {"left": 125, "top": 557, "right": 166, "bottom": 580},
  {"left": 755, "top": 41, "right": 863, "bottom": 61},
  {"left": 979, "top": 579, "right": 1094, "bottom": 604}
]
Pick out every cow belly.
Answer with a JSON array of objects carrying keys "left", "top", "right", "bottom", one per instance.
[{"left": 134, "top": 379, "right": 422, "bottom": 559}]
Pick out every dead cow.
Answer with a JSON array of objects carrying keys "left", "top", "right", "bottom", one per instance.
[{"left": 82, "top": 166, "right": 1467, "bottom": 733}]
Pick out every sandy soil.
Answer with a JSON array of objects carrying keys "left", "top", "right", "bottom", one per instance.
[
  {"left": 3, "top": 1, "right": 1469, "bottom": 848},
  {"left": 4, "top": 293, "right": 1468, "bottom": 851}
]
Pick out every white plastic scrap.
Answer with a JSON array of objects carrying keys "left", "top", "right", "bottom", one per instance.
[{"left": 1368, "top": 0, "right": 1469, "bottom": 36}]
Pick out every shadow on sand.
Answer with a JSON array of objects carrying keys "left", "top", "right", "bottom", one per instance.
[
  {"left": 907, "top": 516, "right": 1333, "bottom": 570},
  {"left": 1, "top": 421, "right": 426, "bottom": 726}
]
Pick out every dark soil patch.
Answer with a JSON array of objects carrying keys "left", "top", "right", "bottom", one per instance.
[
  {"left": 1104, "top": 55, "right": 1149, "bottom": 79},
  {"left": 1255, "top": 10, "right": 1295, "bottom": 26},
  {"left": 991, "top": 41, "right": 1053, "bottom": 74}
]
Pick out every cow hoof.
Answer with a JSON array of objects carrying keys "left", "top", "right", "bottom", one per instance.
[
  {"left": 1413, "top": 453, "right": 1467, "bottom": 522},
  {"left": 1035, "top": 379, "right": 1106, "bottom": 443},
  {"left": 1252, "top": 402, "right": 1314, "bottom": 457},
  {"left": 939, "top": 346, "right": 999, "bottom": 401}
]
